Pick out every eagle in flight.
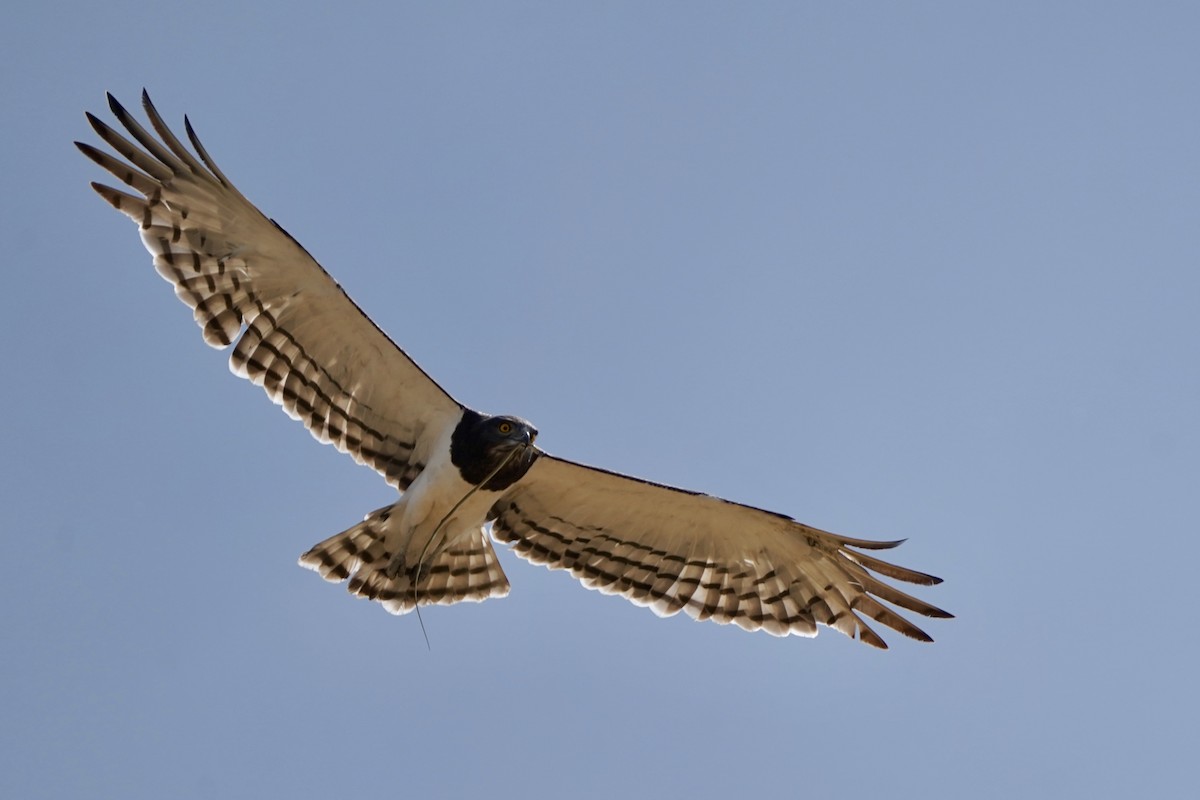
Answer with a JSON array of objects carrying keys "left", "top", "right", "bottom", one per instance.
[{"left": 78, "top": 91, "right": 951, "bottom": 648}]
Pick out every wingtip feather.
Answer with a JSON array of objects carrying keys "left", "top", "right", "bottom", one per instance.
[
  {"left": 140, "top": 88, "right": 160, "bottom": 120},
  {"left": 106, "top": 91, "right": 128, "bottom": 118},
  {"left": 184, "top": 112, "right": 232, "bottom": 187},
  {"left": 84, "top": 111, "right": 109, "bottom": 138},
  {"left": 89, "top": 181, "right": 141, "bottom": 213},
  {"left": 857, "top": 622, "right": 889, "bottom": 649}
]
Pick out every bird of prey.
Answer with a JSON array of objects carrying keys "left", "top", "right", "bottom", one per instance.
[{"left": 77, "top": 91, "right": 951, "bottom": 649}]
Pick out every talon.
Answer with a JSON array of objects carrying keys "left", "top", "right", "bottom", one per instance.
[{"left": 385, "top": 552, "right": 405, "bottom": 579}]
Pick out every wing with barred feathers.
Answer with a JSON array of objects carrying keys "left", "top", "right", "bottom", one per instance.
[
  {"left": 76, "top": 91, "right": 462, "bottom": 489},
  {"left": 490, "top": 454, "right": 952, "bottom": 649}
]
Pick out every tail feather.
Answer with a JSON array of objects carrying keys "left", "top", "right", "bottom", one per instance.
[{"left": 298, "top": 506, "right": 510, "bottom": 615}]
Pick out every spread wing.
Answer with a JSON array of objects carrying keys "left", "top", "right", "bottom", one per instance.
[
  {"left": 491, "top": 455, "right": 951, "bottom": 648},
  {"left": 77, "top": 91, "right": 463, "bottom": 489}
]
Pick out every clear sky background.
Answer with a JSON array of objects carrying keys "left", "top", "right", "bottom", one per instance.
[{"left": 2, "top": 3, "right": 1196, "bottom": 798}]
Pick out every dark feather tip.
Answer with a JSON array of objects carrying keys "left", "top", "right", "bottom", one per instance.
[
  {"left": 84, "top": 111, "right": 107, "bottom": 135},
  {"left": 106, "top": 91, "right": 127, "bottom": 117}
]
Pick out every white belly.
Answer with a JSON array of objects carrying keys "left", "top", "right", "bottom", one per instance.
[{"left": 385, "top": 428, "right": 505, "bottom": 568}]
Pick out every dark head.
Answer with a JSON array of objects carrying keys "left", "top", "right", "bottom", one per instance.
[{"left": 450, "top": 410, "right": 540, "bottom": 491}]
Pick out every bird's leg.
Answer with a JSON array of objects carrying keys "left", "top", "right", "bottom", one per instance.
[
  {"left": 385, "top": 551, "right": 407, "bottom": 580},
  {"left": 384, "top": 531, "right": 442, "bottom": 580}
]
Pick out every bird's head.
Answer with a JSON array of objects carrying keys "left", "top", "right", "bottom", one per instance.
[{"left": 451, "top": 411, "right": 540, "bottom": 490}]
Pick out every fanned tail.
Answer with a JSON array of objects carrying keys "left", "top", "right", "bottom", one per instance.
[{"left": 299, "top": 506, "right": 511, "bottom": 614}]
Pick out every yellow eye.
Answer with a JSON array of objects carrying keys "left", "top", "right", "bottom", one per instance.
[{"left": 498, "top": 421, "right": 513, "bottom": 434}]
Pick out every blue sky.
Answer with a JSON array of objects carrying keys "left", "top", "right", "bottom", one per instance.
[{"left": 2, "top": 2, "right": 1197, "bottom": 798}]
